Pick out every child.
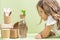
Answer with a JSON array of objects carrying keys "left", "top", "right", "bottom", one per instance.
[{"left": 36, "top": 0, "right": 60, "bottom": 39}]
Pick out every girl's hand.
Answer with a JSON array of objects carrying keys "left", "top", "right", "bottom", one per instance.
[
  {"left": 54, "top": 14, "right": 60, "bottom": 20},
  {"left": 52, "top": 13, "right": 60, "bottom": 20},
  {"left": 35, "top": 34, "right": 42, "bottom": 39}
]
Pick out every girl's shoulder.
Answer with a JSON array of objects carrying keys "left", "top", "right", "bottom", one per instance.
[{"left": 46, "top": 15, "right": 57, "bottom": 26}]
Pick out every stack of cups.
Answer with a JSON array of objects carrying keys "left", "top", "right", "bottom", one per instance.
[{"left": 1, "top": 8, "right": 13, "bottom": 38}]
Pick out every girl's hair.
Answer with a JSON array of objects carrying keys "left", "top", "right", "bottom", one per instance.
[
  {"left": 37, "top": 0, "right": 43, "bottom": 24},
  {"left": 37, "top": 0, "right": 60, "bottom": 29}
]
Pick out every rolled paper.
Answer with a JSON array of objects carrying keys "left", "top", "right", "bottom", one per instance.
[
  {"left": 10, "top": 29, "right": 19, "bottom": 39},
  {"left": 1, "top": 29, "right": 10, "bottom": 38},
  {"left": 4, "top": 8, "right": 12, "bottom": 24},
  {"left": 1, "top": 24, "right": 13, "bottom": 29}
]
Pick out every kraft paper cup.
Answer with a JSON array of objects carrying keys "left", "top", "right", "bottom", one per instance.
[
  {"left": 10, "top": 29, "right": 19, "bottom": 39},
  {"left": 1, "top": 29, "right": 10, "bottom": 38}
]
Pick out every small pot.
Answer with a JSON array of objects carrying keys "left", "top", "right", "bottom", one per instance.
[
  {"left": 1, "top": 29, "right": 10, "bottom": 38},
  {"left": 10, "top": 29, "right": 19, "bottom": 39},
  {"left": 19, "top": 21, "right": 28, "bottom": 38}
]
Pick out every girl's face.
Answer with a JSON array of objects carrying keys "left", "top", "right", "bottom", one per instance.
[{"left": 37, "top": 6, "right": 48, "bottom": 20}]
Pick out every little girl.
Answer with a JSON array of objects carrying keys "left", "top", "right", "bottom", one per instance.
[{"left": 36, "top": 0, "right": 60, "bottom": 39}]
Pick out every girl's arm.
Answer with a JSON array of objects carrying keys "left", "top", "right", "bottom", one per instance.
[
  {"left": 40, "top": 25, "right": 53, "bottom": 38},
  {"left": 36, "top": 25, "right": 54, "bottom": 39}
]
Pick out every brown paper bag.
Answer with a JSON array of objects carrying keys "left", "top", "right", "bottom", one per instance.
[
  {"left": 19, "top": 20, "right": 28, "bottom": 38},
  {"left": 1, "top": 29, "right": 10, "bottom": 38},
  {"left": 10, "top": 29, "right": 19, "bottom": 39},
  {"left": 4, "top": 8, "right": 12, "bottom": 24}
]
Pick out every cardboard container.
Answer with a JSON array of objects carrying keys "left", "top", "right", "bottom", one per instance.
[
  {"left": 1, "top": 24, "right": 13, "bottom": 29},
  {"left": 10, "top": 29, "right": 19, "bottom": 39},
  {"left": 19, "top": 29, "right": 27, "bottom": 38},
  {"left": 4, "top": 8, "right": 12, "bottom": 24},
  {"left": 1, "top": 29, "right": 10, "bottom": 38},
  {"left": 20, "top": 31, "right": 27, "bottom": 38},
  {"left": 19, "top": 20, "right": 28, "bottom": 38}
]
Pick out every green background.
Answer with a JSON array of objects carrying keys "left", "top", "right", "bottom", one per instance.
[{"left": 0, "top": 0, "right": 60, "bottom": 33}]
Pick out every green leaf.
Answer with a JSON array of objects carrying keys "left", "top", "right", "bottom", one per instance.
[{"left": 21, "top": 9, "right": 26, "bottom": 16}]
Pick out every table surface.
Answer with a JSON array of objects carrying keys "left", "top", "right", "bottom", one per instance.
[{"left": 0, "top": 33, "right": 60, "bottom": 40}]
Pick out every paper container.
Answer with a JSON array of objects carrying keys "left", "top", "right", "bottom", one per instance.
[
  {"left": 19, "top": 26, "right": 28, "bottom": 38},
  {"left": 1, "top": 24, "right": 13, "bottom": 29},
  {"left": 19, "top": 30, "right": 27, "bottom": 38},
  {"left": 19, "top": 20, "right": 28, "bottom": 38},
  {"left": 4, "top": 15, "right": 11, "bottom": 24},
  {"left": 10, "top": 29, "right": 19, "bottom": 38},
  {"left": 1, "top": 29, "right": 10, "bottom": 38},
  {"left": 4, "top": 8, "right": 12, "bottom": 24}
]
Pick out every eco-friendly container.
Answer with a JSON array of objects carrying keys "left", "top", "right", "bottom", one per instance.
[
  {"left": 4, "top": 8, "right": 12, "bottom": 24},
  {"left": 1, "top": 29, "right": 10, "bottom": 38},
  {"left": 10, "top": 29, "right": 19, "bottom": 39}
]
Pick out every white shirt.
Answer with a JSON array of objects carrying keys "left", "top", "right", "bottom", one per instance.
[
  {"left": 46, "top": 15, "right": 60, "bottom": 36},
  {"left": 46, "top": 15, "right": 57, "bottom": 26}
]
